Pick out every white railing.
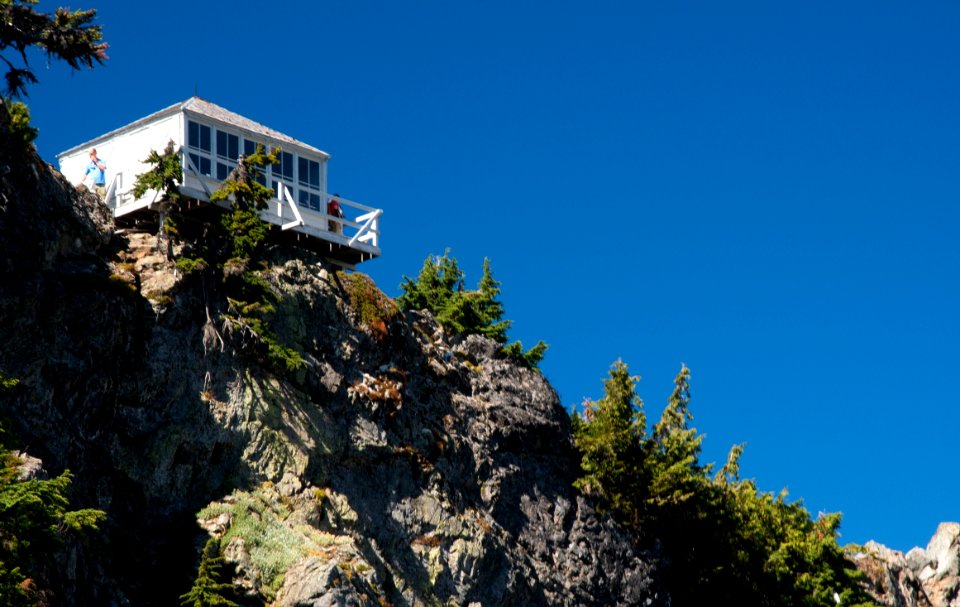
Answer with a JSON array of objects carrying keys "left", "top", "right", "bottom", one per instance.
[
  {"left": 106, "top": 171, "right": 162, "bottom": 212},
  {"left": 276, "top": 183, "right": 304, "bottom": 230},
  {"left": 103, "top": 173, "right": 121, "bottom": 209},
  {"left": 273, "top": 184, "right": 381, "bottom": 249},
  {"left": 178, "top": 155, "right": 381, "bottom": 252}
]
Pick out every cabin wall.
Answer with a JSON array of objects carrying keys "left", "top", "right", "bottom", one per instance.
[{"left": 59, "top": 113, "right": 182, "bottom": 195}]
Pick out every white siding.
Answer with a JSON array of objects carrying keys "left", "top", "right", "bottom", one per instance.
[{"left": 59, "top": 113, "right": 182, "bottom": 198}]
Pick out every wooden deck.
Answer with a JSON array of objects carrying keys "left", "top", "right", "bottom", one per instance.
[{"left": 104, "top": 162, "right": 381, "bottom": 267}]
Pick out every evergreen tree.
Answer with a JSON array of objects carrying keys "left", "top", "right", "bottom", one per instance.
[
  {"left": 179, "top": 538, "right": 238, "bottom": 607},
  {"left": 132, "top": 140, "right": 183, "bottom": 203},
  {"left": 5, "top": 100, "right": 35, "bottom": 147},
  {"left": 398, "top": 251, "right": 547, "bottom": 367},
  {"left": 573, "top": 360, "right": 647, "bottom": 526},
  {"left": 0, "top": 1, "right": 107, "bottom": 98},
  {"left": 473, "top": 258, "right": 510, "bottom": 342},
  {"left": 207, "top": 146, "right": 304, "bottom": 372},
  {"left": 647, "top": 364, "right": 704, "bottom": 508},
  {"left": 397, "top": 250, "right": 466, "bottom": 329},
  {"left": 0, "top": 378, "right": 105, "bottom": 606},
  {"left": 572, "top": 361, "right": 878, "bottom": 607},
  {"left": 133, "top": 140, "right": 185, "bottom": 259},
  {"left": 211, "top": 145, "right": 279, "bottom": 261},
  {"left": 500, "top": 339, "right": 548, "bottom": 368}
]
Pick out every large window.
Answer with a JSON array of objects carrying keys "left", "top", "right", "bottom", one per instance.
[
  {"left": 273, "top": 150, "right": 294, "bottom": 181},
  {"left": 271, "top": 150, "right": 295, "bottom": 201},
  {"left": 298, "top": 157, "right": 320, "bottom": 188},
  {"left": 215, "top": 129, "right": 240, "bottom": 181},
  {"left": 188, "top": 118, "right": 324, "bottom": 204},
  {"left": 187, "top": 120, "right": 212, "bottom": 176},
  {"left": 188, "top": 121, "right": 211, "bottom": 152},
  {"left": 217, "top": 131, "right": 239, "bottom": 161},
  {"left": 298, "top": 157, "right": 322, "bottom": 211}
]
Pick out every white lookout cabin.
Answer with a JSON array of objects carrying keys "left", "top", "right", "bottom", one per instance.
[{"left": 58, "top": 97, "right": 381, "bottom": 266}]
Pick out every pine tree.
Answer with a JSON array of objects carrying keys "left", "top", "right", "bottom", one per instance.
[
  {"left": 473, "top": 258, "right": 510, "bottom": 342},
  {"left": 398, "top": 251, "right": 547, "bottom": 367},
  {"left": 0, "top": 390, "right": 105, "bottom": 606},
  {"left": 133, "top": 140, "right": 185, "bottom": 259},
  {"left": 208, "top": 145, "right": 304, "bottom": 372},
  {"left": 0, "top": 1, "right": 107, "bottom": 98},
  {"left": 573, "top": 360, "right": 647, "bottom": 526},
  {"left": 132, "top": 140, "right": 183, "bottom": 203},
  {"left": 5, "top": 100, "right": 35, "bottom": 148},
  {"left": 397, "top": 251, "right": 465, "bottom": 327},
  {"left": 211, "top": 145, "right": 279, "bottom": 261},
  {"left": 571, "top": 360, "right": 878, "bottom": 606},
  {"left": 647, "top": 364, "right": 704, "bottom": 507},
  {"left": 179, "top": 538, "right": 238, "bottom": 607}
]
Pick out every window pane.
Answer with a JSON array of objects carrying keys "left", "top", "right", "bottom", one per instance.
[
  {"left": 188, "top": 153, "right": 211, "bottom": 176},
  {"left": 244, "top": 139, "right": 260, "bottom": 157},
  {"left": 217, "top": 163, "right": 231, "bottom": 181},
  {"left": 199, "top": 124, "right": 210, "bottom": 152},
  {"left": 272, "top": 152, "right": 293, "bottom": 180},
  {"left": 310, "top": 193, "right": 321, "bottom": 211},
  {"left": 217, "top": 131, "right": 238, "bottom": 160},
  {"left": 295, "top": 158, "right": 320, "bottom": 188},
  {"left": 298, "top": 157, "right": 309, "bottom": 185},
  {"left": 189, "top": 121, "right": 208, "bottom": 150}
]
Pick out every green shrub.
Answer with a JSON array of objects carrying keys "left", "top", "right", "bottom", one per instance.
[
  {"left": 175, "top": 257, "right": 209, "bottom": 274},
  {"left": 201, "top": 487, "right": 308, "bottom": 599},
  {"left": 342, "top": 272, "right": 399, "bottom": 339},
  {"left": 0, "top": 418, "right": 105, "bottom": 605},
  {"left": 6, "top": 101, "right": 37, "bottom": 148}
]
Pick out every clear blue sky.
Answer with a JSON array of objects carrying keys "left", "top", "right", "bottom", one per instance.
[{"left": 23, "top": 1, "right": 959, "bottom": 553}]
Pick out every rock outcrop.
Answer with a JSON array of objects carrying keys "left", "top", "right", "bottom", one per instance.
[
  {"left": 0, "top": 141, "right": 662, "bottom": 605},
  {"left": 856, "top": 523, "right": 960, "bottom": 607}
]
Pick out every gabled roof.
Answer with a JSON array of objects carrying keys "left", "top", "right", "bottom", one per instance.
[{"left": 58, "top": 97, "right": 329, "bottom": 159}]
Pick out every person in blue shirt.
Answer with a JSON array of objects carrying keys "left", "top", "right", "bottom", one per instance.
[{"left": 79, "top": 148, "right": 107, "bottom": 198}]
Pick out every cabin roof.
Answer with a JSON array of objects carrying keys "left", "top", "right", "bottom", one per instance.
[{"left": 57, "top": 96, "right": 330, "bottom": 159}]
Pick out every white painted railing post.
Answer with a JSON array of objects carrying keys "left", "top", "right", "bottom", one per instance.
[
  {"left": 279, "top": 184, "right": 304, "bottom": 230},
  {"left": 102, "top": 173, "right": 119, "bottom": 209},
  {"left": 349, "top": 209, "right": 382, "bottom": 247}
]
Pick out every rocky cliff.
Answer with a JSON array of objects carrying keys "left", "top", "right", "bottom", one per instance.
[
  {"left": 854, "top": 523, "right": 960, "bottom": 607},
  {"left": 0, "top": 137, "right": 662, "bottom": 605}
]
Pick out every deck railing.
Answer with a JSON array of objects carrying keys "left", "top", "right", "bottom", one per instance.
[
  {"left": 104, "top": 153, "right": 381, "bottom": 259},
  {"left": 178, "top": 153, "right": 381, "bottom": 252},
  {"left": 102, "top": 173, "right": 121, "bottom": 210},
  {"left": 272, "top": 184, "right": 381, "bottom": 248}
]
